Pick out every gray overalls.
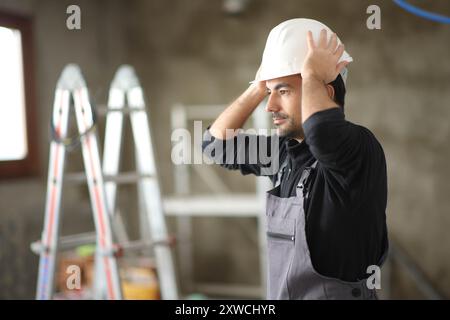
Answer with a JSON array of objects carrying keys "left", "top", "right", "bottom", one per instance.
[{"left": 266, "top": 160, "right": 387, "bottom": 300}]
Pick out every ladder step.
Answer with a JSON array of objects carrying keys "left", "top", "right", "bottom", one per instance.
[
  {"left": 64, "top": 172, "right": 154, "bottom": 184},
  {"left": 31, "top": 232, "right": 175, "bottom": 255},
  {"left": 118, "top": 236, "right": 176, "bottom": 252},
  {"left": 96, "top": 105, "right": 145, "bottom": 116},
  {"left": 31, "top": 232, "right": 96, "bottom": 253},
  {"left": 163, "top": 195, "right": 263, "bottom": 216}
]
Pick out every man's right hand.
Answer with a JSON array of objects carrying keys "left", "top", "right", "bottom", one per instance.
[
  {"left": 209, "top": 66, "right": 268, "bottom": 139},
  {"left": 253, "top": 66, "right": 268, "bottom": 94}
]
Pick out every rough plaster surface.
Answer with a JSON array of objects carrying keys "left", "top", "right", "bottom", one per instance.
[{"left": 0, "top": 0, "right": 449, "bottom": 298}]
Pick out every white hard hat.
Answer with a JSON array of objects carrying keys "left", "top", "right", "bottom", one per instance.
[{"left": 253, "top": 18, "right": 353, "bottom": 85}]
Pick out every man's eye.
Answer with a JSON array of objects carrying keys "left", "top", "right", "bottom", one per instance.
[{"left": 279, "top": 89, "right": 289, "bottom": 95}]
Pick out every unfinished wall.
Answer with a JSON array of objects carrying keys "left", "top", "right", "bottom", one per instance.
[{"left": 0, "top": 0, "right": 449, "bottom": 299}]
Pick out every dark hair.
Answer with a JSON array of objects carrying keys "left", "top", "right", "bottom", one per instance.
[{"left": 329, "top": 74, "right": 346, "bottom": 111}]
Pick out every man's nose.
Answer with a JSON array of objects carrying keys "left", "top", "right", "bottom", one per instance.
[{"left": 265, "top": 93, "right": 280, "bottom": 113}]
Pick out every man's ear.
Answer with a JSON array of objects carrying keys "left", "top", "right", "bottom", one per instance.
[{"left": 326, "top": 84, "right": 335, "bottom": 101}]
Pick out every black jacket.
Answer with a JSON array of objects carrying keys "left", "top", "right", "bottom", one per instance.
[{"left": 202, "top": 107, "right": 389, "bottom": 282}]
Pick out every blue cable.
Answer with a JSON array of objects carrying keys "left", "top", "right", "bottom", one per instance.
[{"left": 393, "top": 0, "right": 450, "bottom": 24}]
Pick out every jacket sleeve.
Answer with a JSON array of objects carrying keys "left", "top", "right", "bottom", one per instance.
[
  {"left": 303, "top": 108, "right": 387, "bottom": 204},
  {"left": 202, "top": 127, "right": 283, "bottom": 177}
]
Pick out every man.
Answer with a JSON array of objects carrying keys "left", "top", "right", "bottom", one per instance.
[{"left": 202, "top": 18, "right": 388, "bottom": 300}]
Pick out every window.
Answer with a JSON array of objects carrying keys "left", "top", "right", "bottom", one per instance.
[{"left": 0, "top": 11, "right": 37, "bottom": 178}]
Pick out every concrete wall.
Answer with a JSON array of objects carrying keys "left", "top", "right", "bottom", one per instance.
[{"left": 0, "top": 0, "right": 449, "bottom": 299}]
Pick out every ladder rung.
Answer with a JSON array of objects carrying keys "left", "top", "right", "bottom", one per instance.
[
  {"left": 59, "top": 231, "right": 96, "bottom": 248},
  {"left": 31, "top": 232, "right": 96, "bottom": 254},
  {"left": 31, "top": 233, "right": 175, "bottom": 255},
  {"left": 64, "top": 172, "right": 154, "bottom": 184},
  {"left": 96, "top": 105, "right": 145, "bottom": 115},
  {"left": 118, "top": 236, "right": 176, "bottom": 252},
  {"left": 163, "top": 195, "right": 263, "bottom": 216},
  {"left": 104, "top": 172, "right": 154, "bottom": 184}
]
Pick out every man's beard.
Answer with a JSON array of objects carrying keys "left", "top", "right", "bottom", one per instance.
[{"left": 273, "top": 112, "right": 304, "bottom": 139}]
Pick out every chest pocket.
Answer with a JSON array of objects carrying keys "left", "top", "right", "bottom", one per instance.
[
  {"left": 266, "top": 215, "right": 296, "bottom": 299},
  {"left": 267, "top": 216, "right": 296, "bottom": 241}
]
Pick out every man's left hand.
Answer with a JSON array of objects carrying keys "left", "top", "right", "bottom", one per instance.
[{"left": 301, "top": 29, "right": 350, "bottom": 84}]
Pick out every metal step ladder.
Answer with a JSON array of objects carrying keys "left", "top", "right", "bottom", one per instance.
[
  {"left": 32, "top": 64, "right": 178, "bottom": 300},
  {"left": 34, "top": 64, "right": 122, "bottom": 300},
  {"left": 99, "top": 65, "right": 178, "bottom": 299}
]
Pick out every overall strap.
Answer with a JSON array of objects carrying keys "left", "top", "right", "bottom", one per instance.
[
  {"left": 274, "top": 159, "right": 289, "bottom": 187},
  {"left": 296, "top": 160, "right": 319, "bottom": 198}
]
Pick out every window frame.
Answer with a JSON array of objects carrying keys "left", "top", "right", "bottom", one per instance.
[{"left": 0, "top": 10, "right": 38, "bottom": 178}]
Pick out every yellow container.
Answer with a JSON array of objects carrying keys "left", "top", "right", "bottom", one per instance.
[{"left": 121, "top": 267, "right": 160, "bottom": 300}]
